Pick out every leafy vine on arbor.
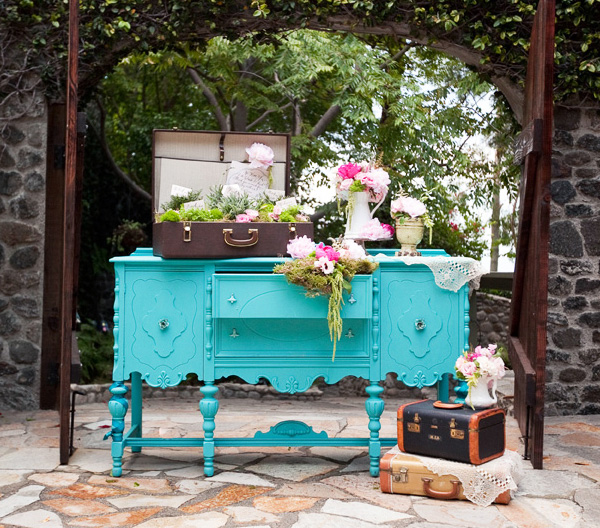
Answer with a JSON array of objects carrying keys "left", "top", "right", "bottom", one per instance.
[{"left": 0, "top": 0, "right": 598, "bottom": 111}]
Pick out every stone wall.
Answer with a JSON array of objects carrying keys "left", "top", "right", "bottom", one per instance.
[
  {"left": 0, "top": 93, "right": 48, "bottom": 410},
  {"left": 547, "top": 101, "right": 600, "bottom": 416},
  {"left": 474, "top": 293, "right": 510, "bottom": 349}
]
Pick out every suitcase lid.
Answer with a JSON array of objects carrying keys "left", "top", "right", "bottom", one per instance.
[
  {"left": 152, "top": 129, "right": 291, "bottom": 212},
  {"left": 398, "top": 399, "right": 505, "bottom": 431}
]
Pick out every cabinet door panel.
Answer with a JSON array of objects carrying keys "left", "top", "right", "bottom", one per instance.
[
  {"left": 123, "top": 272, "right": 203, "bottom": 387},
  {"left": 381, "top": 272, "right": 461, "bottom": 387}
]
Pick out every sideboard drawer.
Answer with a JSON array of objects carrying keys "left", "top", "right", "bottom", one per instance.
[{"left": 213, "top": 274, "right": 371, "bottom": 319}]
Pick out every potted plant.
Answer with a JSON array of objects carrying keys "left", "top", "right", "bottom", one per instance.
[{"left": 390, "top": 193, "right": 433, "bottom": 256}]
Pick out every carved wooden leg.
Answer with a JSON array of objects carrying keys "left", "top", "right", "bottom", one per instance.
[
  {"left": 107, "top": 381, "right": 129, "bottom": 477},
  {"left": 130, "top": 372, "right": 142, "bottom": 453},
  {"left": 200, "top": 382, "right": 219, "bottom": 477},
  {"left": 365, "top": 381, "right": 384, "bottom": 477}
]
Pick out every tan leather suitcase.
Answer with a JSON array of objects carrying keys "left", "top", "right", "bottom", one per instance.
[{"left": 379, "top": 451, "right": 511, "bottom": 504}]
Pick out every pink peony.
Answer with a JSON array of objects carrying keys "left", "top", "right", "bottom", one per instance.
[
  {"left": 337, "top": 163, "right": 362, "bottom": 180},
  {"left": 391, "top": 196, "right": 427, "bottom": 218},
  {"left": 287, "top": 235, "right": 316, "bottom": 259},
  {"left": 359, "top": 219, "right": 394, "bottom": 240},
  {"left": 245, "top": 209, "right": 259, "bottom": 220},
  {"left": 315, "top": 242, "right": 340, "bottom": 262},
  {"left": 235, "top": 214, "right": 253, "bottom": 223},
  {"left": 339, "top": 240, "right": 367, "bottom": 260},
  {"left": 314, "top": 256, "right": 335, "bottom": 275},
  {"left": 246, "top": 143, "right": 274, "bottom": 169},
  {"left": 338, "top": 179, "right": 353, "bottom": 192},
  {"left": 360, "top": 167, "right": 390, "bottom": 197}
]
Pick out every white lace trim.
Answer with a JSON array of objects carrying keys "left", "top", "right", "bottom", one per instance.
[
  {"left": 377, "top": 256, "right": 484, "bottom": 292},
  {"left": 387, "top": 446, "right": 524, "bottom": 507}
]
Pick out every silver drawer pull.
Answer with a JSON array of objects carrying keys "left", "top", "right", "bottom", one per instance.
[
  {"left": 158, "top": 319, "right": 169, "bottom": 330},
  {"left": 348, "top": 294, "right": 357, "bottom": 304},
  {"left": 345, "top": 329, "right": 355, "bottom": 339},
  {"left": 228, "top": 294, "right": 237, "bottom": 304},
  {"left": 415, "top": 319, "right": 426, "bottom": 331},
  {"left": 230, "top": 328, "right": 240, "bottom": 338}
]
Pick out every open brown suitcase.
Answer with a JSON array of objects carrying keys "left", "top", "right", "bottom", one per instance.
[
  {"left": 379, "top": 451, "right": 511, "bottom": 504},
  {"left": 397, "top": 400, "right": 505, "bottom": 465},
  {"left": 152, "top": 129, "right": 313, "bottom": 258}
]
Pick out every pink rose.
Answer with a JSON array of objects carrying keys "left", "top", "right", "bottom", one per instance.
[
  {"left": 337, "top": 163, "right": 362, "bottom": 180},
  {"left": 235, "top": 214, "right": 253, "bottom": 223},
  {"left": 382, "top": 223, "right": 394, "bottom": 237},
  {"left": 246, "top": 143, "right": 274, "bottom": 169},
  {"left": 315, "top": 242, "right": 340, "bottom": 262},
  {"left": 391, "top": 196, "right": 427, "bottom": 218},
  {"left": 245, "top": 209, "right": 259, "bottom": 220},
  {"left": 459, "top": 360, "right": 477, "bottom": 378},
  {"left": 287, "top": 235, "right": 316, "bottom": 259}
]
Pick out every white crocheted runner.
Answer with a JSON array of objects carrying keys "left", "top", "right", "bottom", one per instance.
[
  {"left": 386, "top": 446, "right": 524, "bottom": 506},
  {"left": 376, "top": 255, "right": 484, "bottom": 292}
]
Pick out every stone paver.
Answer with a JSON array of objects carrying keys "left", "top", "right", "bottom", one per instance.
[
  {"left": 2, "top": 508, "right": 63, "bottom": 528},
  {"left": 0, "top": 485, "right": 44, "bottom": 518},
  {"left": 246, "top": 455, "right": 339, "bottom": 481},
  {"left": 321, "top": 498, "right": 412, "bottom": 524},
  {"left": 0, "top": 396, "right": 599, "bottom": 528}
]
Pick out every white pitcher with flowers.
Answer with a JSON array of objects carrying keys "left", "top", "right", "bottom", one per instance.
[
  {"left": 454, "top": 344, "right": 506, "bottom": 409},
  {"left": 335, "top": 161, "right": 391, "bottom": 240}
]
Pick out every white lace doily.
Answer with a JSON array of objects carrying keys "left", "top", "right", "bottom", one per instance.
[
  {"left": 393, "top": 256, "right": 484, "bottom": 292},
  {"left": 386, "top": 446, "right": 524, "bottom": 507}
]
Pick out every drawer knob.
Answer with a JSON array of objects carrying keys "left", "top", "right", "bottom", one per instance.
[
  {"left": 228, "top": 294, "right": 237, "bottom": 304},
  {"left": 230, "top": 328, "right": 240, "bottom": 339},
  {"left": 345, "top": 329, "right": 355, "bottom": 339},
  {"left": 158, "top": 319, "right": 169, "bottom": 330},
  {"left": 348, "top": 294, "right": 357, "bottom": 304},
  {"left": 415, "top": 319, "right": 426, "bottom": 331}
]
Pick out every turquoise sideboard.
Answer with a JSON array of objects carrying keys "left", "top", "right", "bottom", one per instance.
[{"left": 106, "top": 248, "right": 470, "bottom": 477}]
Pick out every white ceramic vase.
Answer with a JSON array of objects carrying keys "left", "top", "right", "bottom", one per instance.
[
  {"left": 467, "top": 376, "right": 498, "bottom": 409},
  {"left": 344, "top": 191, "right": 385, "bottom": 240},
  {"left": 395, "top": 217, "right": 425, "bottom": 256}
]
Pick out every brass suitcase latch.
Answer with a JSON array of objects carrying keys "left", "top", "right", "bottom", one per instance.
[
  {"left": 449, "top": 418, "right": 465, "bottom": 439},
  {"left": 393, "top": 467, "right": 409, "bottom": 483},
  {"left": 407, "top": 412, "right": 421, "bottom": 433},
  {"left": 183, "top": 221, "right": 192, "bottom": 242}
]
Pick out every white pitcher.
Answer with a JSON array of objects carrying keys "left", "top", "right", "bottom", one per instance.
[{"left": 344, "top": 191, "right": 386, "bottom": 240}]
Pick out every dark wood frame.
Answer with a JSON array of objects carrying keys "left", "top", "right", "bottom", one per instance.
[{"left": 508, "top": 0, "right": 555, "bottom": 469}]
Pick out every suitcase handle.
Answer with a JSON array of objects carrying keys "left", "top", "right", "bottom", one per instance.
[
  {"left": 223, "top": 228, "right": 259, "bottom": 247},
  {"left": 421, "top": 477, "right": 460, "bottom": 500}
]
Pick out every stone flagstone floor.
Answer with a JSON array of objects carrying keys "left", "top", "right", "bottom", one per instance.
[{"left": 0, "top": 396, "right": 599, "bottom": 527}]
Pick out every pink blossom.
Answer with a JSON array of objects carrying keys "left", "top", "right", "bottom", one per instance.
[
  {"left": 269, "top": 205, "right": 282, "bottom": 221},
  {"left": 235, "top": 214, "right": 253, "bottom": 223},
  {"left": 287, "top": 235, "right": 316, "bottom": 259},
  {"left": 245, "top": 209, "right": 259, "bottom": 220},
  {"left": 382, "top": 223, "right": 394, "bottom": 237},
  {"left": 359, "top": 219, "right": 394, "bottom": 240},
  {"left": 314, "top": 256, "right": 335, "bottom": 275},
  {"left": 456, "top": 356, "right": 477, "bottom": 378},
  {"left": 315, "top": 242, "right": 340, "bottom": 262},
  {"left": 337, "top": 163, "right": 362, "bottom": 180},
  {"left": 338, "top": 179, "right": 353, "bottom": 192},
  {"left": 391, "top": 196, "right": 427, "bottom": 218},
  {"left": 360, "top": 167, "right": 390, "bottom": 197},
  {"left": 339, "top": 240, "right": 367, "bottom": 260},
  {"left": 246, "top": 143, "right": 274, "bottom": 169}
]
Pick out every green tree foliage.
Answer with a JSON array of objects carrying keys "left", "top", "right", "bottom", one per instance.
[{"left": 95, "top": 32, "right": 517, "bottom": 260}]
